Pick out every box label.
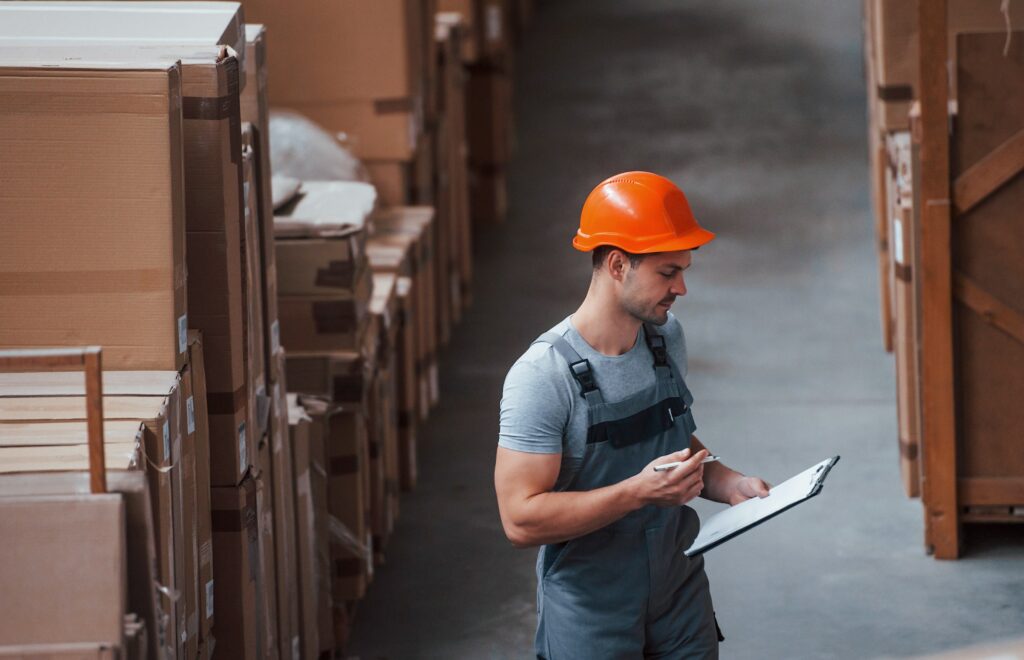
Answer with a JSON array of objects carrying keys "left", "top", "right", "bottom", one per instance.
[
  {"left": 292, "top": 636, "right": 301, "bottom": 660},
  {"left": 162, "top": 420, "right": 171, "bottom": 462},
  {"left": 186, "top": 396, "right": 196, "bottom": 435},
  {"left": 238, "top": 422, "right": 247, "bottom": 473},
  {"left": 205, "top": 580, "right": 214, "bottom": 620},
  {"left": 178, "top": 314, "right": 188, "bottom": 354},
  {"left": 892, "top": 216, "right": 905, "bottom": 265},
  {"left": 271, "top": 319, "right": 280, "bottom": 354}
]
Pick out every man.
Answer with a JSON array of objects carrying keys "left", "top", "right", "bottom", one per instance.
[{"left": 494, "top": 171, "right": 771, "bottom": 659}]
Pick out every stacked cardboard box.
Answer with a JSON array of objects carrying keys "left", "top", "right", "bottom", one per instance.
[
  {"left": 0, "top": 340, "right": 212, "bottom": 659},
  {"left": 439, "top": 0, "right": 515, "bottom": 226},
  {"left": 436, "top": 14, "right": 476, "bottom": 319},
  {"left": 368, "top": 207, "right": 440, "bottom": 417}
]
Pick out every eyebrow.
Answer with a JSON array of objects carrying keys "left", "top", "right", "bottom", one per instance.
[{"left": 661, "top": 264, "right": 691, "bottom": 272}]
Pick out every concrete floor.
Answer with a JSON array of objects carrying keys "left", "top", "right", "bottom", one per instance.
[{"left": 348, "top": 2, "right": 1024, "bottom": 658}]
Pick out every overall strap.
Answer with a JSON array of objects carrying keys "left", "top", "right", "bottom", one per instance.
[
  {"left": 642, "top": 323, "right": 693, "bottom": 408},
  {"left": 533, "top": 331, "right": 605, "bottom": 406},
  {"left": 642, "top": 323, "right": 674, "bottom": 380}
]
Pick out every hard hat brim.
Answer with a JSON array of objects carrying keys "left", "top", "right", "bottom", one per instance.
[{"left": 572, "top": 226, "right": 716, "bottom": 253}]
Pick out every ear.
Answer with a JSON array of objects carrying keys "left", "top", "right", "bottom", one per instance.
[{"left": 606, "top": 249, "right": 629, "bottom": 282}]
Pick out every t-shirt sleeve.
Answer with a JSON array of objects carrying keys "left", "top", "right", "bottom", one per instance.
[{"left": 498, "top": 356, "right": 569, "bottom": 454}]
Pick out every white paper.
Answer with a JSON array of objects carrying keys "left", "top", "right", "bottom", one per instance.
[{"left": 685, "top": 457, "right": 837, "bottom": 556}]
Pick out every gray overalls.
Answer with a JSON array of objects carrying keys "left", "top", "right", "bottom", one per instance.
[{"left": 533, "top": 323, "right": 721, "bottom": 659}]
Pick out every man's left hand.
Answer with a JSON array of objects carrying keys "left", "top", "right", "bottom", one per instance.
[{"left": 728, "top": 476, "right": 771, "bottom": 506}]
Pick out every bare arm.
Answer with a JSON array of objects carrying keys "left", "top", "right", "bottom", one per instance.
[
  {"left": 691, "top": 435, "right": 771, "bottom": 505},
  {"left": 494, "top": 446, "right": 709, "bottom": 548}
]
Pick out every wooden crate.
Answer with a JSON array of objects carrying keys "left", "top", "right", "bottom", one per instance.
[{"left": 916, "top": 21, "right": 1024, "bottom": 557}]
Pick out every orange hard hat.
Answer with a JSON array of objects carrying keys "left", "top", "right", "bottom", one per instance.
[{"left": 573, "top": 171, "right": 715, "bottom": 253}]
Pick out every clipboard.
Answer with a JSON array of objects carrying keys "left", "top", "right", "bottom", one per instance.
[{"left": 684, "top": 456, "right": 840, "bottom": 557}]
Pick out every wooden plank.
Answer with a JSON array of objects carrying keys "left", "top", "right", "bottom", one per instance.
[
  {"left": 953, "top": 127, "right": 1024, "bottom": 214},
  {"left": 955, "top": 273, "right": 1024, "bottom": 345},
  {"left": 917, "top": 0, "right": 959, "bottom": 559},
  {"left": 959, "top": 477, "right": 1024, "bottom": 506}
]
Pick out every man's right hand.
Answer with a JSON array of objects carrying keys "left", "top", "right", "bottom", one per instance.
[{"left": 629, "top": 448, "right": 708, "bottom": 507}]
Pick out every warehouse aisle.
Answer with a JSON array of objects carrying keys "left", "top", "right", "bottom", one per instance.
[{"left": 348, "top": 2, "right": 1024, "bottom": 658}]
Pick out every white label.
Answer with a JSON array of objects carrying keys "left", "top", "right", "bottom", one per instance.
[
  {"left": 292, "top": 636, "right": 301, "bottom": 660},
  {"left": 186, "top": 396, "right": 196, "bottom": 435},
  {"left": 162, "top": 420, "right": 171, "bottom": 462},
  {"left": 486, "top": 4, "right": 503, "bottom": 42},
  {"left": 892, "top": 216, "right": 905, "bottom": 265},
  {"left": 205, "top": 580, "right": 214, "bottom": 620},
  {"left": 238, "top": 422, "right": 247, "bottom": 473},
  {"left": 271, "top": 320, "right": 280, "bottom": 353},
  {"left": 178, "top": 314, "right": 188, "bottom": 354}
]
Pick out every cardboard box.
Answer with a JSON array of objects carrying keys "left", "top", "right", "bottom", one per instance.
[
  {"left": 365, "top": 160, "right": 413, "bottom": 206},
  {"left": 287, "top": 401, "right": 320, "bottom": 660},
  {"left": 276, "top": 230, "right": 369, "bottom": 297},
  {"left": 239, "top": 0, "right": 423, "bottom": 103},
  {"left": 0, "top": 471, "right": 161, "bottom": 660},
  {"left": 241, "top": 24, "right": 282, "bottom": 385},
  {"left": 210, "top": 477, "right": 259, "bottom": 659},
  {"left": 277, "top": 289, "right": 374, "bottom": 355},
  {"left": 466, "top": 65, "right": 512, "bottom": 167},
  {"left": 394, "top": 277, "right": 419, "bottom": 490},
  {"left": 268, "top": 352, "right": 301, "bottom": 660},
  {"left": 0, "top": 1, "right": 246, "bottom": 73},
  {"left": 470, "top": 165, "right": 508, "bottom": 226},
  {"left": 306, "top": 403, "right": 336, "bottom": 657},
  {"left": 187, "top": 332, "right": 217, "bottom": 649},
  {"left": 254, "top": 471, "right": 280, "bottom": 660},
  {"left": 242, "top": 125, "right": 270, "bottom": 451},
  {"left": 369, "top": 207, "right": 440, "bottom": 413},
  {"left": 324, "top": 408, "right": 370, "bottom": 603},
  {"left": 0, "top": 62, "right": 187, "bottom": 370},
  {"left": 0, "top": 377, "right": 186, "bottom": 659},
  {"left": 286, "top": 98, "right": 422, "bottom": 162},
  {"left": 0, "top": 494, "right": 126, "bottom": 648}
]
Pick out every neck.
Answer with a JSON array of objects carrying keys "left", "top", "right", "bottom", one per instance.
[{"left": 573, "top": 278, "right": 641, "bottom": 356}]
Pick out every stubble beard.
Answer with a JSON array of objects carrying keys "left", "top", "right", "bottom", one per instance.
[{"left": 621, "top": 295, "right": 669, "bottom": 326}]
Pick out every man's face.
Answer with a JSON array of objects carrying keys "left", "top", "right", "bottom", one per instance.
[{"left": 620, "top": 250, "right": 692, "bottom": 325}]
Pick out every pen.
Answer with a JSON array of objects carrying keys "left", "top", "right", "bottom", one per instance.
[{"left": 653, "top": 455, "right": 720, "bottom": 472}]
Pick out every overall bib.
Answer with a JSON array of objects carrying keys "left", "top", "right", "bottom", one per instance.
[{"left": 533, "top": 324, "right": 720, "bottom": 660}]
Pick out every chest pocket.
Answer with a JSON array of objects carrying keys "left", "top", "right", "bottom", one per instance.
[{"left": 586, "top": 396, "right": 689, "bottom": 448}]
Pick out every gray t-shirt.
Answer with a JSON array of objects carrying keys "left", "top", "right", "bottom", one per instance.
[{"left": 498, "top": 312, "right": 690, "bottom": 490}]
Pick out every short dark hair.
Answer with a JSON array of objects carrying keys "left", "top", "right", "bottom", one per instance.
[{"left": 592, "top": 245, "right": 646, "bottom": 271}]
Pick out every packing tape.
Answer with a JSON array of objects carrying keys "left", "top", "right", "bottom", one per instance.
[
  {"left": 877, "top": 84, "right": 913, "bottom": 103},
  {"left": 894, "top": 263, "right": 913, "bottom": 283},
  {"left": 315, "top": 259, "right": 359, "bottom": 289},
  {"left": 0, "top": 268, "right": 177, "bottom": 295},
  {"left": 374, "top": 97, "right": 415, "bottom": 115},
  {"left": 206, "top": 386, "right": 247, "bottom": 416},
  {"left": 329, "top": 455, "right": 359, "bottom": 476}
]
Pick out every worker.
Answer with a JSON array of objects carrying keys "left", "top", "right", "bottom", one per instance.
[{"left": 494, "top": 171, "right": 772, "bottom": 659}]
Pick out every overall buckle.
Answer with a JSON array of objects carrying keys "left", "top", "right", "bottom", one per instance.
[
  {"left": 647, "top": 334, "right": 670, "bottom": 368},
  {"left": 569, "top": 359, "right": 598, "bottom": 395}
]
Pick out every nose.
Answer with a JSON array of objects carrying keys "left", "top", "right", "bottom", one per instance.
[{"left": 670, "top": 272, "right": 687, "bottom": 297}]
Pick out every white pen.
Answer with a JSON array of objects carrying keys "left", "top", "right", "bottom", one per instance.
[{"left": 653, "top": 455, "right": 720, "bottom": 472}]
